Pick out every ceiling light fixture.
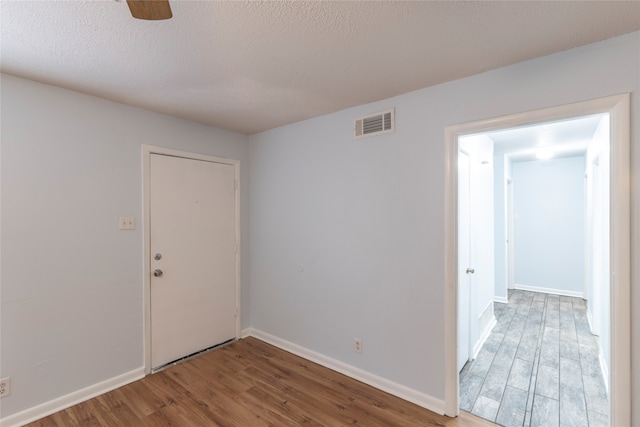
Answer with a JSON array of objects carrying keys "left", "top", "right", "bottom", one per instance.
[{"left": 536, "top": 148, "right": 554, "bottom": 160}]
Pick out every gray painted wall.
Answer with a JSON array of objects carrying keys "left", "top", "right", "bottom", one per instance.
[
  {"left": 512, "top": 157, "right": 586, "bottom": 294},
  {"left": 0, "top": 74, "right": 251, "bottom": 416},
  {"left": 249, "top": 31, "right": 639, "bottom": 413}
]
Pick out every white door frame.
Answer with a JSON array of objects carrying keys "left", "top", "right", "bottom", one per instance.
[
  {"left": 142, "top": 145, "right": 241, "bottom": 374},
  {"left": 443, "top": 94, "right": 630, "bottom": 425}
]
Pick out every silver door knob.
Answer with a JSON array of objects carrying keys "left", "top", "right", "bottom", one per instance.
[
  {"left": 153, "top": 269, "right": 163, "bottom": 277},
  {"left": 154, "top": 253, "right": 162, "bottom": 260},
  {"left": 466, "top": 268, "right": 475, "bottom": 274}
]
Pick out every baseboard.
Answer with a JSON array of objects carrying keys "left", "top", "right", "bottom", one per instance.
[
  {"left": 583, "top": 310, "right": 610, "bottom": 395},
  {"left": 244, "top": 328, "right": 446, "bottom": 415},
  {"left": 494, "top": 296, "right": 508, "bottom": 304},
  {"left": 599, "top": 350, "right": 609, "bottom": 395},
  {"left": 0, "top": 367, "right": 145, "bottom": 427},
  {"left": 586, "top": 307, "right": 596, "bottom": 335},
  {"left": 515, "top": 284, "right": 583, "bottom": 298},
  {"left": 472, "top": 316, "right": 497, "bottom": 359}
]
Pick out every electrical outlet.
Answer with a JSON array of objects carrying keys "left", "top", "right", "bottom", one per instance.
[
  {"left": 119, "top": 216, "right": 135, "bottom": 230},
  {"left": 0, "top": 377, "right": 11, "bottom": 398},
  {"left": 354, "top": 338, "right": 362, "bottom": 353}
]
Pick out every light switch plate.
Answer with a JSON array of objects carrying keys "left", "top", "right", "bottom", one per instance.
[{"left": 119, "top": 216, "right": 135, "bottom": 230}]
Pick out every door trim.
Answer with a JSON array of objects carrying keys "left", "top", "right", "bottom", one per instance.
[
  {"left": 142, "top": 145, "right": 241, "bottom": 374},
  {"left": 443, "top": 94, "right": 630, "bottom": 424}
]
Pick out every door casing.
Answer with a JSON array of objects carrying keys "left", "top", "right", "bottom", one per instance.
[
  {"left": 142, "top": 145, "right": 241, "bottom": 374},
  {"left": 443, "top": 94, "right": 631, "bottom": 425}
]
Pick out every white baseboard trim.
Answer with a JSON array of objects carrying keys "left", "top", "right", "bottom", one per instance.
[
  {"left": 0, "top": 368, "right": 145, "bottom": 427},
  {"left": 472, "top": 316, "right": 497, "bottom": 359},
  {"left": 583, "top": 310, "right": 610, "bottom": 396},
  {"left": 494, "top": 296, "right": 509, "bottom": 304},
  {"left": 599, "top": 350, "right": 609, "bottom": 395},
  {"left": 586, "top": 307, "right": 596, "bottom": 335},
  {"left": 515, "top": 284, "right": 583, "bottom": 299},
  {"left": 243, "top": 328, "right": 446, "bottom": 415}
]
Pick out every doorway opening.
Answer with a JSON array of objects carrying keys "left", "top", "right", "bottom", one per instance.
[
  {"left": 458, "top": 113, "right": 609, "bottom": 426},
  {"left": 443, "top": 95, "right": 630, "bottom": 426}
]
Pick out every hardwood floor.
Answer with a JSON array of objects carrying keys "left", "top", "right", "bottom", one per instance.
[{"left": 27, "top": 337, "right": 497, "bottom": 426}]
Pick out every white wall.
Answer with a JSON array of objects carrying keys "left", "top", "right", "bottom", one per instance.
[
  {"left": 493, "top": 149, "right": 517, "bottom": 302},
  {"left": 585, "top": 115, "right": 611, "bottom": 378},
  {"left": 0, "top": 74, "right": 251, "bottom": 418},
  {"left": 512, "top": 156, "right": 586, "bottom": 295},
  {"left": 249, "top": 31, "right": 639, "bottom": 414},
  {"left": 493, "top": 149, "right": 508, "bottom": 302}
]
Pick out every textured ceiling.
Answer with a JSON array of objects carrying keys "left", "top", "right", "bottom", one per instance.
[{"left": 1, "top": 1, "right": 639, "bottom": 135}]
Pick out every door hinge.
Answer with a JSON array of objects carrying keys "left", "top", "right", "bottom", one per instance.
[
  {"left": 235, "top": 243, "right": 238, "bottom": 254},
  {"left": 235, "top": 307, "right": 239, "bottom": 317},
  {"left": 234, "top": 179, "right": 238, "bottom": 190}
]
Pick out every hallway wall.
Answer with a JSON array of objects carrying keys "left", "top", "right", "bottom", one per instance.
[
  {"left": 249, "top": 32, "right": 639, "bottom": 415},
  {"left": 512, "top": 156, "right": 586, "bottom": 295},
  {"left": 585, "top": 115, "right": 611, "bottom": 380}
]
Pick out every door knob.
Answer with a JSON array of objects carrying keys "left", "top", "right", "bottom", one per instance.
[
  {"left": 154, "top": 253, "right": 162, "bottom": 260},
  {"left": 466, "top": 268, "right": 475, "bottom": 274},
  {"left": 154, "top": 269, "right": 163, "bottom": 277}
]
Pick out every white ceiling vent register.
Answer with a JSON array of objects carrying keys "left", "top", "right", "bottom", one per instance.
[{"left": 354, "top": 108, "right": 395, "bottom": 139}]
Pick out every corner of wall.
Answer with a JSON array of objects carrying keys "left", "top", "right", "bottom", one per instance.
[{"left": 244, "top": 329, "right": 447, "bottom": 416}]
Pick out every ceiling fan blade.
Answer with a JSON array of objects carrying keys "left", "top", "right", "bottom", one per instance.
[{"left": 126, "top": 0, "right": 172, "bottom": 20}]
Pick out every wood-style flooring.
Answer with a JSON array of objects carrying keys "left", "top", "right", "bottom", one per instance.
[{"left": 27, "top": 337, "right": 496, "bottom": 426}]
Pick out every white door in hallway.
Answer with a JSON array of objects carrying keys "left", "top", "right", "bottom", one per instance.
[
  {"left": 457, "top": 151, "right": 471, "bottom": 372},
  {"left": 150, "top": 154, "right": 237, "bottom": 370},
  {"left": 506, "top": 179, "right": 515, "bottom": 290}
]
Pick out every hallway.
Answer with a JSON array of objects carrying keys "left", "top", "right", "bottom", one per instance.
[{"left": 459, "top": 290, "right": 608, "bottom": 427}]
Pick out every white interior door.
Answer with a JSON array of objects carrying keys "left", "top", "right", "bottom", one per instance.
[
  {"left": 506, "top": 179, "right": 515, "bottom": 289},
  {"left": 150, "top": 154, "right": 237, "bottom": 369},
  {"left": 457, "top": 151, "right": 471, "bottom": 372}
]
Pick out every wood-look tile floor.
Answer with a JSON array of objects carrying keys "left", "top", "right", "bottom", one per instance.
[
  {"left": 459, "top": 290, "right": 609, "bottom": 427},
  {"left": 27, "top": 337, "right": 496, "bottom": 426}
]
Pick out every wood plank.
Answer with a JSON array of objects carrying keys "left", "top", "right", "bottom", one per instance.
[
  {"left": 26, "top": 337, "right": 497, "bottom": 427},
  {"left": 111, "top": 379, "right": 166, "bottom": 420}
]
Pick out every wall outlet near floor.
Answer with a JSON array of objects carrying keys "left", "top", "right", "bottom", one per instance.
[
  {"left": 354, "top": 338, "right": 362, "bottom": 353},
  {"left": 0, "top": 377, "right": 11, "bottom": 398}
]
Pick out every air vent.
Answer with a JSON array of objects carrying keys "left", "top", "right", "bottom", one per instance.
[{"left": 354, "top": 108, "right": 395, "bottom": 139}]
